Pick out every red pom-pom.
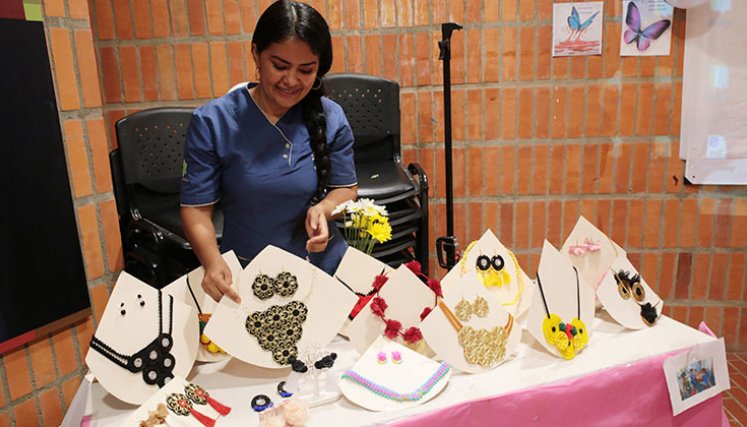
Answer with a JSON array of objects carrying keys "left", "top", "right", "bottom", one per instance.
[
  {"left": 384, "top": 319, "right": 402, "bottom": 339},
  {"left": 370, "top": 297, "right": 388, "bottom": 318},
  {"left": 372, "top": 274, "right": 389, "bottom": 291},
  {"left": 403, "top": 327, "right": 423, "bottom": 344},
  {"left": 404, "top": 260, "right": 422, "bottom": 276},
  {"left": 427, "top": 278, "right": 443, "bottom": 297},
  {"left": 419, "top": 307, "right": 432, "bottom": 321}
]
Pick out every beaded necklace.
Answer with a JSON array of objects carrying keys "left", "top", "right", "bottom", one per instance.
[
  {"left": 341, "top": 361, "right": 450, "bottom": 402},
  {"left": 89, "top": 290, "right": 176, "bottom": 386}
]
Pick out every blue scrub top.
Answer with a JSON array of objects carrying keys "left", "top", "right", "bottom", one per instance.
[{"left": 180, "top": 83, "right": 357, "bottom": 274}]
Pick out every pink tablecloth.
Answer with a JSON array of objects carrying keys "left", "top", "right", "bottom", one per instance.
[{"left": 392, "top": 325, "right": 727, "bottom": 427}]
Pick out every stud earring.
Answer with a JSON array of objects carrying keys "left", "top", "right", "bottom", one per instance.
[
  {"left": 376, "top": 351, "right": 387, "bottom": 364},
  {"left": 391, "top": 351, "right": 402, "bottom": 364},
  {"left": 138, "top": 294, "right": 145, "bottom": 307},
  {"left": 120, "top": 302, "right": 126, "bottom": 316}
]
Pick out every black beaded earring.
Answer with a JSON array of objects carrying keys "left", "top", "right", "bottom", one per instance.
[
  {"left": 138, "top": 294, "right": 145, "bottom": 307},
  {"left": 120, "top": 302, "right": 126, "bottom": 316}
]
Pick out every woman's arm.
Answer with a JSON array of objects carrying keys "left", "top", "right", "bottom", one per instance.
[
  {"left": 305, "top": 185, "right": 358, "bottom": 253},
  {"left": 181, "top": 205, "right": 241, "bottom": 303}
]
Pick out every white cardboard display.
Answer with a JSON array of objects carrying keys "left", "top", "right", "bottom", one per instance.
[
  {"left": 85, "top": 272, "right": 199, "bottom": 405},
  {"left": 204, "top": 245, "right": 357, "bottom": 369},
  {"left": 441, "top": 229, "right": 533, "bottom": 318},
  {"left": 334, "top": 246, "right": 393, "bottom": 295},
  {"left": 345, "top": 265, "right": 436, "bottom": 355},
  {"left": 339, "top": 336, "right": 451, "bottom": 412},
  {"left": 120, "top": 375, "right": 228, "bottom": 427},
  {"left": 420, "top": 275, "right": 521, "bottom": 374},
  {"left": 162, "top": 251, "right": 242, "bottom": 362},
  {"left": 527, "top": 241, "right": 596, "bottom": 358},
  {"left": 560, "top": 216, "right": 626, "bottom": 291},
  {"left": 597, "top": 255, "right": 664, "bottom": 329}
]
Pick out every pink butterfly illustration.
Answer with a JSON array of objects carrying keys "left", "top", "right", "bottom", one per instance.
[{"left": 624, "top": 2, "right": 671, "bottom": 51}]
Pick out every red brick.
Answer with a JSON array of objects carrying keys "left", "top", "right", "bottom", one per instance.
[
  {"left": 188, "top": 0, "right": 206, "bottom": 35},
  {"left": 500, "top": 202, "right": 514, "bottom": 247},
  {"left": 627, "top": 199, "right": 644, "bottom": 248},
  {"left": 691, "top": 253, "right": 710, "bottom": 300},
  {"left": 601, "top": 85, "right": 619, "bottom": 137},
  {"left": 565, "top": 144, "right": 581, "bottom": 194},
  {"left": 62, "top": 120, "right": 93, "bottom": 198},
  {"left": 535, "top": 87, "right": 550, "bottom": 138},
  {"left": 532, "top": 144, "right": 549, "bottom": 195},
  {"left": 152, "top": 0, "right": 171, "bottom": 38},
  {"left": 467, "top": 147, "right": 483, "bottom": 197},
  {"left": 13, "top": 398, "right": 39, "bottom": 427},
  {"left": 619, "top": 83, "right": 637, "bottom": 136},
  {"left": 77, "top": 204, "right": 105, "bottom": 280},
  {"left": 93, "top": 0, "right": 116, "bottom": 39},
  {"left": 502, "top": 0, "right": 517, "bottom": 21},
  {"left": 531, "top": 201, "right": 547, "bottom": 249},
  {"left": 62, "top": 376, "right": 82, "bottom": 409},
  {"left": 502, "top": 27, "right": 517, "bottom": 81},
  {"left": 548, "top": 145, "right": 564, "bottom": 195},
  {"left": 673, "top": 252, "right": 691, "bottom": 300},
  {"left": 132, "top": 0, "right": 152, "bottom": 38},
  {"left": 727, "top": 253, "right": 745, "bottom": 301},
  {"left": 28, "top": 338, "right": 55, "bottom": 388},
  {"left": 49, "top": 28, "right": 80, "bottom": 111},
  {"left": 466, "top": 89, "right": 482, "bottom": 141},
  {"left": 133, "top": 46, "right": 156, "bottom": 101},
  {"left": 99, "top": 46, "right": 121, "bottom": 103},
  {"left": 562, "top": 200, "right": 580, "bottom": 239},
  {"left": 697, "top": 198, "right": 716, "bottom": 247},
  {"left": 209, "top": 41, "right": 229, "bottom": 96},
  {"left": 39, "top": 387, "right": 63, "bottom": 427},
  {"left": 485, "top": 28, "right": 499, "bottom": 82},
  {"left": 4, "top": 347, "right": 32, "bottom": 400},
  {"left": 537, "top": 26, "right": 552, "bottom": 80},
  {"left": 499, "top": 145, "right": 515, "bottom": 195},
  {"left": 515, "top": 202, "right": 530, "bottom": 249},
  {"left": 518, "top": 88, "right": 532, "bottom": 139},
  {"left": 550, "top": 86, "right": 567, "bottom": 138},
  {"left": 467, "top": 202, "right": 483, "bottom": 244},
  {"left": 194, "top": 43, "right": 211, "bottom": 98},
  {"left": 547, "top": 200, "right": 562, "bottom": 247},
  {"left": 518, "top": 27, "right": 534, "bottom": 81},
  {"left": 87, "top": 118, "right": 113, "bottom": 193},
  {"left": 635, "top": 83, "right": 655, "bottom": 135},
  {"left": 642, "top": 199, "right": 662, "bottom": 248},
  {"left": 501, "top": 88, "right": 517, "bottom": 140},
  {"left": 516, "top": 146, "right": 531, "bottom": 195},
  {"left": 113, "top": 0, "right": 134, "bottom": 39}
]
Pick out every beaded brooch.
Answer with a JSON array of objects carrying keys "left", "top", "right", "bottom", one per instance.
[{"left": 341, "top": 361, "right": 450, "bottom": 402}]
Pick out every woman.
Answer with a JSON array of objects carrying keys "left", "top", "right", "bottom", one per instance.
[{"left": 180, "top": 0, "right": 358, "bottom": 303}]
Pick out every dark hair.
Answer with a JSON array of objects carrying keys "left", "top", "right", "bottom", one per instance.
[{"left": 252, "top": 0, "right": 333, "bottom": 204}]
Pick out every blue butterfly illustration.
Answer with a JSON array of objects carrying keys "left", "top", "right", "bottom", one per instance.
[{"left": 567, "top": 6, "right": 600, "bottom": 41}]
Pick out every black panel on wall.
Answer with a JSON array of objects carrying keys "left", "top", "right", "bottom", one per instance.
[{"left": 0, "top": 18, "right": 91, "bottom": 348}]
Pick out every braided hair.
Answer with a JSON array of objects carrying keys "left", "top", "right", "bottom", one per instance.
[{"left": 252, "top": 0, "right": 333, "bottom": 204}]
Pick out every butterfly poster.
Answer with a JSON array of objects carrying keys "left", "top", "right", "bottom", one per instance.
[
  {"left": 620, "top": 0, "right": 674, "bottom": 56},
  {"left": 552, "top": 2, "right": 604, "bottom": 57}
]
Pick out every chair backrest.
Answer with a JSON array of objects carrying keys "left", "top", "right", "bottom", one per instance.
[
  {"left": 115, "top": 107, "right": 194, "bottom": 195},
  {"left": 109, "top": 148, "right": 129, "bottom": 230},
  {"left": 324, "top": 73, "right": 401, "bottom": 163}
]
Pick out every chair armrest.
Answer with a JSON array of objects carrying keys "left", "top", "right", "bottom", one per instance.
[{"left": 407, "top": 162, "right": 429, "bottom": 194}]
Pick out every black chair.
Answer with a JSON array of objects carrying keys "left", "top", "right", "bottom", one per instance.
[
  {"left": 110, "top": 107, "right": 223, "bottom": 287},
  {"left": 325, "top": 73, "right": 429, "bottom": 274}
]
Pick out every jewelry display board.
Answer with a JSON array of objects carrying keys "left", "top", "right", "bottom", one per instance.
[
  {"left": 204, "top": 245, "right": 357, "bottom": 369},
  {"left": 420, "top": 276, "right": 521, "bottom": 373},
  {"left": 527, "top": 241, "right": 596, "bottom": 359},
  {"left": 345, "top": 265, "right": 436, "bottom": 356},
  {"left": 597, "top": 255, "right": 664, "bottom": 329},
  {"left": 338, "top": 336, "right": 451, "bottom": 412},
  {"left": 162, "top": 251, "right": 242, "bottom": 362},
  {"left": 85, "top": 272, "right": 199, "bottom": 404},
  {"left": 441, "top": 230, "right": 533, "bottom": 318},
  {"left": 560, "top": 216, "right": 626, "bottom": 291}
]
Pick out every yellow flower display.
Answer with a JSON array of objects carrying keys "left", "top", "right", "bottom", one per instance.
[{"left": 333, "top": 199, "right": 393, "bottom": 255}]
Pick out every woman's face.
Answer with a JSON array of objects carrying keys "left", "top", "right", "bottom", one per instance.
[{"left": 253, "top": 37, "right": 320, "bottom": 114}]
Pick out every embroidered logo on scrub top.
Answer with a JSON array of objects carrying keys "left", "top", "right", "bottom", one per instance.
[{"left": 181, "top": 160, "right": 189, "bottom": 182}]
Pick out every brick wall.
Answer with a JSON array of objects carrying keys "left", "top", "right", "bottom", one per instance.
[
  {"left": 0, "top": 0, "right": 122, "bottom": 426},
  {"left": 2, "top": 0, "right": 745, "bottom": 425},
  {"left": 87, "top": 0, "right": 746, "bottom": 349}
]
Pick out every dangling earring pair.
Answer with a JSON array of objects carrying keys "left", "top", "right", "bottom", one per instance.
[{"left": 376, "top": 351, "right": 402, "bottom": 364}]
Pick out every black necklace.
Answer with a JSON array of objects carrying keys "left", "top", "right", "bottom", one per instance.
[{"left": 90, "top": 290, "right": 176, "bottom": 387}]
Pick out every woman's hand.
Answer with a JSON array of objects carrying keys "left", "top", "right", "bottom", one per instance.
[
  {"left": 201, "top": 258, "right": 241, "bottom": 303},
  {"left": 305, "top": 204, "right": 329, "bottom": 253}
]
